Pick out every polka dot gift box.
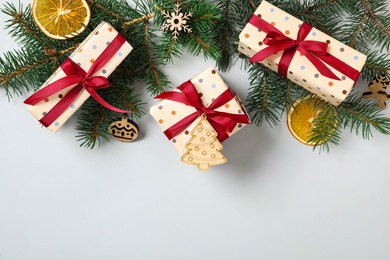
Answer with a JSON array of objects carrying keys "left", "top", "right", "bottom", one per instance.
[
  {"left": 239, "top": 1, "right": 367, "bottom": 106},
  {"left": 149, "top": 67, "right": 250, "bottom": 170},
  {"left": 25, "top": 22, "right": 133, "bottom": 132}
]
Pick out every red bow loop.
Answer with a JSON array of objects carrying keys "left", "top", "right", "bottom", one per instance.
[
  {"left": 263, "top": 31, "right": 292, "bottom": 44},
  {"left": 247, "top": 14, "right": 340, "bottom": 80},
  {"left": 61, "top": 57, "right": 87, "bottom": 78},
  {"left": 297, "top": 40, "right": 328, "bottom": 54},
  {"left": 155, "top": 80, "right": 249, "bottom": 142},
  {"left": 82, "top": 76, "right": 110, "bottom": 90}
]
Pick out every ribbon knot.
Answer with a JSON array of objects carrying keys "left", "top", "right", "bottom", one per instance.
[
  {"left": 154, "top": 80, "right": 249, "bottom": 142},
  {"left": 81, "top": 78, "right": 87, "bottom": 87},
  {"left": 247, "top": 14, "right": 361, "bottom": 82},
  {"left": 200, "top": 106, "right": 209, "bottom": 115},
  {"left": 24, "top": 34, "right": 129, "bottom": 128},
  {"left": 249, "top": 15, "right": 339, "bottom": 80}
]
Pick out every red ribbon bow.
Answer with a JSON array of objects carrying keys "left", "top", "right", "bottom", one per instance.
[
  {"left": 248, "top": 15, "right": 360, "bottom": 82},
  {"left": 155, "top": 80, "right": 249, "bottom": 142},
  {"left": 24, "top": 34, "right": 128, "bottom": 128}
]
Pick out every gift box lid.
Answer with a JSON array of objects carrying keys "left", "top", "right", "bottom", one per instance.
[
  {"left": 239, "top": 0, "right": 367, "bottom": 106},
  {"left": 150, "top": 66, "right": 250, "bottom": 157},
  {"left": 26, "top": 22, "right": 133, "bottom": 132}
]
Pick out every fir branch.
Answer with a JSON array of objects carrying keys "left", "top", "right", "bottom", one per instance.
[
  {"left": 144, "top": 23, "right": 168, "bottom": 94},
  {"left": 86, "top": 0, "right": 124, "bottom": 21},
  {"left": 43, "top": 45, "right": 79, "bottom": 59},
  {"left": 348, "top": 14, "right": 368, "bottom": 48},
  {"left": 291, "top": 0, "right": 346, "bottom": 36},
  {"left": 1, "top": 54, "right": 50, "bottom": 87},
  {"left": 153, "top": 4, "right": 164, "bottom": 16},
  {"left": 361, "top": 51, "right": 390, "bottom": 82},
  {"left": 189, "top": 33, "right": 210, "bottom": 53},
  {"left": 232, "top": 0, "right": 259, "bottom": 27},
  {"left": 342, "top": 0, "right": 390, "bottom": 52},
  {"left": 122, "top": 13, "right": 155, "bottom": 29},
  {"left": 164, "top": 38, "right": 176, "bottom": 59},
  {"left": 213, "top": 0, "right": 238, "bottom": 71},
  {"left": 1, "top": 2, "right": 46, "bottom": 47},
  {"left": 0, "top": 43, "right": 78, "bottom": 97},
  {"left": 285, "top": 81, "right": 293, "bottom": 109},
  {"left": 361, "top": 0, "right": 390, "bottom": 40},
  {"left": 247, "top": 0, "right": 257, "bottom": 10},
  {"left": 0, "top": 49, "right": 50, "bottom": 97},
  {"left": 2, "top": 2, "right": 43, "bottom": 45},
  {"left": 296, "top": 0, "right": 338, "bottom": 16},
  {"left": 337, "top": 93, "right": 390, "bottom": 139},
  {"left": 309, "top": 98, "right": 342, "bottom": 153},
  {"left": 193, "top": 13, "right": 217, "bottom": 22},
  {"left": 145, "top": 23, "right": 160, "bottom": 84},
  {"left": 364, "top": 62, "right": 388, "bottom": 74},
  {"left": 246, "top": 64, "right": 285, "bottom": 126},
  {"left": 154, "top": 0, "right": 220, "bottom": 62},
  {"left": 109, "top": 85, "right": 141, "bottom": 115},
  {"left": 76, "top": 100, "right": 109, "bottom": 149}
]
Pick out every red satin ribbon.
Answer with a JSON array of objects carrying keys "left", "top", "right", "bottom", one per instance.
[
  {"left": 248, "top": 15, "right": 360, "bottom": 82},
  {"left": 24, "top": 34, "right": 128, "bottom": 127},
  {"left": 155, "top": 80, "right": 250, "bottom": 142}
]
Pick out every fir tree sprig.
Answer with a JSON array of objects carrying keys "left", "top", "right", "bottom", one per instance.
[
  {"left": 246, "top": 64, "right": 281, "bottom": 126},
  {"left": 87, "top": 0, "right": 135, "bottom": 25},
  {"left": 0, "top": 3, "right": 78, "bottom": 96},
  {"left": 294, "top": 0, "right": 347, "bottom": 36},
  {"left": 153, "top": 0, "right": 221, "bottom": 63},
  {"left": 0, "top": 47, "right": 50, "bottom": 97},
  {"left": 246, "top": 63, "right": 292, "bottom": 126},
  {"left": 359, "top": 0, "right": 390, "bottom": 52},
  {"left": 339, "top": 0, "right": 390, "bottom": 53},
  {"left": 2, "top": 2, "right": 48, "bottom": 48},
  {"left": 361, "top": 51, "right": 390, "bottom": 82},
  {"left": 306, "top": 96, "right": 342, "bottom": 153},
  {"left": 307, "top": 93, "right": 390, "bottom": 152},
  {"left": 246, "top": 62, "right": 309, "bottom": 126},
  {"left": 338, "top": 93, "right": 390, "bottom": 139},
  {"left": 76, "top": 99, "right": 111, "bottom": 149},
  {"left": 212, "top": 0, "right": 241, "bottom": 71},
  {"left": 143, "top": 23, "right": 171, "bottom": 95}
]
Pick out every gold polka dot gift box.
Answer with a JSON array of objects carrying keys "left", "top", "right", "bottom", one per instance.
[
  {"left": 150, "top": 67, "right": 250, "bottom": 170},
  {"left": 24, "top": 22, "right": 133, "bottom": 132},
  {"left": 239, "top": 0, "right": 367, "bottom": 106}
]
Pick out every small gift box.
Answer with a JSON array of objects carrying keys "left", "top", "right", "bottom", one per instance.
[
  {"left": 150, "top": 67, "right": 250, "bottom": 170},
  {"left": 24, "top": 22, "right": 133, "bottom": 132},
  {"left": 238, "top": 0, "right": 367, "bottom": 106}
]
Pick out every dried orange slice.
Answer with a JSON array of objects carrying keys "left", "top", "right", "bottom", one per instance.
[
  {"left": 287, "top": 96, "right": 330, "bottom": 145},
  {"left": 32, "top": 0, "right": 91, "bottom": 40}
]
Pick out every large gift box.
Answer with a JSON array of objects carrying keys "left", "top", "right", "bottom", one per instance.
[
  {"left": 239, "top": 1, "right": 367, "bottom": 106},
  {"left": 24, "top": 22, "right": 133, "bottom": 132},
  {"left": 150, "top": 67, "right": 250, "bottom": 170}
]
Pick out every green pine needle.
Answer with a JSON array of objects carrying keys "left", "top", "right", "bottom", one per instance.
[{"left": 338, "top": 93, "right": 390, "bottom": 139}]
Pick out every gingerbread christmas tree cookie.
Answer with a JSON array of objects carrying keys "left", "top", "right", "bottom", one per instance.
[{"left": 181, "top": 116, "right": 227, "bottom": 170}]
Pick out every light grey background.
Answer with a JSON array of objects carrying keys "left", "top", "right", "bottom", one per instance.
[{"left": 1, "top": 1, "right": 390, "bottom": 259}]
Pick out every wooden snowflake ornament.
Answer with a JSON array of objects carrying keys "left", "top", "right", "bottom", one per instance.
[
  {"left": 160, "top": 2, "right": 193, "bottom": 40},
  {"left": 363, "top": 74, "right": 390, "bottom": 108}
]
